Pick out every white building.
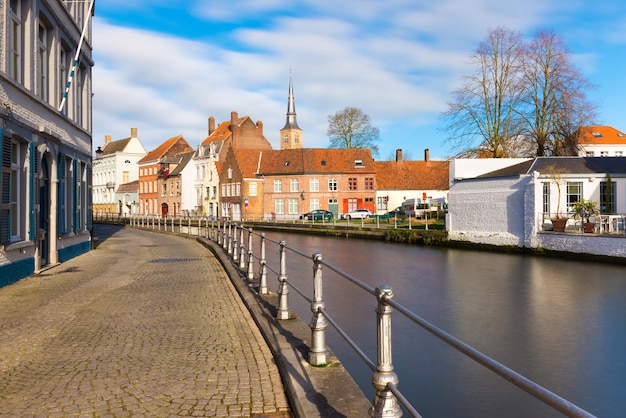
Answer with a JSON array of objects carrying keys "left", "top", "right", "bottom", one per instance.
[
  {"left": 447, "top": 157, "right": 626, "bottom": 258},
  {"left": 577, "top": 126, "right": 626, "bottom": 157},
  {"left": 1, "top": 0, "right": 94, "bottom": 285},
  {"left": 92, "top": 128, "right": 146, "bottom": 216}
]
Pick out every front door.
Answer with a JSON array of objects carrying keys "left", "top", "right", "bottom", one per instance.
[
  {"left": 161, "top": 203, "right": 168, "bottom": 218},
  {"left": 38, "top": 158, "right": 50, "bottom": 267}
]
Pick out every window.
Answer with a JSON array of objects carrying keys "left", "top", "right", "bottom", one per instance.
[
  {"left": 284, "top": 135, "right": 288, "bottom": 143},
  {"left": 349, "top": 178, "right": 357, "bottom": 190},
  {"left": 38, "top": 21, "right": 50, "bottom": 102},
  {"left": 542, "top": 182, "right": 550, "bottom": 214},
  {"left": 600, "top": 151, "right": 609, "bottom": 157},
  {"left": 227, "top": 167, "right": 232, "bottom": 179},
  {"left": 235, "top": 182, "right": 241, "bottom": 196},
  {"left": 295, "top": 135, "right": 299, "bottom": 143},
  {"left": 310, "top": 198, "right": 320, "bottom": 211},
  {"left": 290, "top": 178, "right": 299, "bottom": 192},
  {"left": 275, "top": 199, "right": 285, "bottom": 214},
  {"left": 328, "top": 178, "right": 337, "bottom": 191},
  {"left": 213, "top": 186, "right": 217, "bottom": 198},
  {"left": 274, "top": 179, "right": 282, "bottom": 192},
  {"left": 123, "top": 171, "right": 129, "bottom": 184},
  {"left": 600, "top": 181, "right": 616, "bottom": 213},
  {"left": 586, "top": 151, "right": 595, "bottom": 156},
  {"left": 616, "top": 151, "right": 623, "bottom": 157},
  {"left": 288, "top": 199, "right": 299, "bottom": 214},
  {"left": 355, "top": 160, "right": 364, "bottom": 167},
  {"left": 1, "top": 137, "right": 27, "bottom": 243},
  {"left": 377, "top": 196, "right": 388, "bottom": 211},
  {"left": 162, "top": 183, "right": 167, "bottom": 196},
  {"left": 365, "top": 177, "right": 374, "bottom": 190},
  {"left": 249, "top": 182, "right": 257, "bottom": 197},
  {"left": 9, "top": 0, "right": 23, "bottom": 83},
  {"left": 310, "top": 178, "right": 319, "bottom": 192},
  {"left": 566, "top": 182, "right": 582, "bottom": 213}
]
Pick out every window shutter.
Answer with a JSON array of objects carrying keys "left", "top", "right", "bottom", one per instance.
[
  {"left": 57, "top": 154, "right": 65, "bottom": 236},
  {"left": 73, "top": 159, "right": 79, "bottom": 233},
  {"left": 29, "top": 142, "right": 36, "bottom": 241},
  {"left": 86, "top": 163, "right": 92, "bottom": 230},
  {"left": 0, "top": 132, "right": 10, "bottom": 244}
]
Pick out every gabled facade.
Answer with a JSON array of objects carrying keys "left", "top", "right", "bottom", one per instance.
[
  {"left": 114, "top": 180, "right": 139, "bottom": 216},
  {"left": 159, "top": 151, "right": 195, "bottom": 218},
  {"left": 219, "top": 148, "right": 266, "bottom": 221},
  {"left": 92, "top": 128, "right": 146, "bottom": 215},
  {"left": 373, "top": 149, "right": 449, "bottom": 214},
  {"left": 195, "top": 112, "right": 272, "bottom": 218},
  {"left": 577, "top": 126, "right": 626, "bottom": 157},
  {"left": 137, "top": 135, "right": 193, "bottom": 216},
  {"left": 1, "top": 0, "right": 95, "bottom": 285},
  {"left": 257, "top": 148, "right": 376, "bottom": 220}
]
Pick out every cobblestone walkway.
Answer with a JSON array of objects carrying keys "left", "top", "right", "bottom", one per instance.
[{"left": 0, "top": 225, "right": 291, "bottom": 417}]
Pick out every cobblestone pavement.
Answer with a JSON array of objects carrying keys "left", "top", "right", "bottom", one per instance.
[{"left": 0, "top": 225, "right": 291, "bottom": 417}]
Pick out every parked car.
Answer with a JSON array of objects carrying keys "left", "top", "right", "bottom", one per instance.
[
  {"left": 373, "top": 206, "right": 406, "bottom": 219},
  {"left": 299, "top": 209, "right": 334, "bottom": 221},
  {"left": 341, "top": 209, "right": 372, "bottom": 220}
]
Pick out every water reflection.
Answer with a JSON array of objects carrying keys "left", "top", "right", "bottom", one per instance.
[{"left": 261, "top": 231, "right": 626, "bottom": 418}]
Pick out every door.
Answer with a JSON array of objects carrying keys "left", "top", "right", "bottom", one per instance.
[
  {"left": 38, "top": 158, "right": 50, "bottom": 267},
  {"left": 161, "top": 203, "right": 168, "bottom": 218}
]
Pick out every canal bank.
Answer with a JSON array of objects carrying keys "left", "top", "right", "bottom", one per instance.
[{"left": 195, "top": 234, "right": 373, "bottom": 417}]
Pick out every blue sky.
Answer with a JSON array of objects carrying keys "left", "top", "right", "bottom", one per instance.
[{"left": 92, "top": 0, "right": 626, "bottom": 160}]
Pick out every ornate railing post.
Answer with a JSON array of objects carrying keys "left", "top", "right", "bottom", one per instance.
[
  {"left": 369, "top": 284, "right": 401, "bottom": 418},
  {"left": 232, "top": 224, "right": 239, "bottom": 262},
  {"left": 309, "top": 253, "right": 329, "bottom": 366},
  {"left": 276, "top": 240, "right": 290, "bottom": 319},
  {"left": 216, "top": 219, "right": 221, "bottom": 245},
  {"left": 239, "top": 226, "right": 246, "bottom": 269},
  {"left": 222, "top": 221, "right": 228, "bottom": 250},
  {"left": 205, "top": 217, "right": 209, "bottom": 239},
  {"left": 259, "top": 233, "right": 268, "bottom": 294},
  {"left": 227, "top": 222, "right": 234, "bottom": 256},
  {"left": 246, "top": 228, "right": 255, "bottom": 282}
]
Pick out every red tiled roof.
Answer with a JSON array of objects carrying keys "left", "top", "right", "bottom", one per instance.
[
  {"left": 257, "top": 148, "right": 375, "bottom": 175},
  {"left": 374, "top": 160, "right": 449, "bottom": 190},
  {"left": 101, "top": 138, "right": 131, "bottom": 155},
  {"left": 138, "top": 135, "right": 192, "bottom": 163},
  {"left": 201, "top": 121, "right": 233, "bottom": 144},
  {"left": 233, "top": 149, "right": 264, "bottom": 177},
  {"left": 578, "top": 126, "right": 626, "bottom": 145}
]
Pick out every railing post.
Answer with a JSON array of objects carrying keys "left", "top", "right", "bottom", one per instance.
[
  {"left": 222, "top": 221, "right": 228, "bottom": 250},
  {"left": 239, "top": 226, "right": 246, "bottom": 269},
  {"left": 247, "top": 228, "right": 255, "bottom": 282},
  {"left": 276, "top": 241, "right": 290, "bottom": 319},
  {"left": 216, "top": 219, "right": 221, "bottom": 245},
  {"left": 232, "top": 224, "right": 239, "bottom": 262},
  {"left": 205, "top": 217, "right": 209, "bottom": 238},
  {"left": 188, "top": 216, "right": 191, "bottom": 235},
  {"left": 309, "top": 253, "right": 329, "bottom": 366},
  {"left": 259, "top": 233, "right": 268, "bottom": 294},
  {"left": 369, "top": 284, "right": 401, "bottom": 418},
  {"left": 227, "top": 222, "right": 234, "bottom": 256}
]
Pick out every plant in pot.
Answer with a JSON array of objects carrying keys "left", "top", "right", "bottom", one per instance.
[
  {"left": 548, "top": 170, "right": 568, "bottom": 232},
  {"left": 572, "top": 199, "right": 599, "bottom": 233}
]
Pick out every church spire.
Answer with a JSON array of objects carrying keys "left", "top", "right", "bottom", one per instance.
[
  {"left": 282, "top": 70, "right": 300, "bottom": 130},
  {"left": 279, "top": 70, "right": 303, "bottom": 150}
]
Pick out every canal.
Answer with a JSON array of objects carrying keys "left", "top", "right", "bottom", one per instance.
[{"left": 259, "top": 231, "right": 626, "bottom": 417}]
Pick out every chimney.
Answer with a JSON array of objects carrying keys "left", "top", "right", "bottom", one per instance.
[
  {"left": 230, "top": 111, "right": 238, "bottom": 126},
  {"left": 396, "top": 149, "right": 403, "bottom": 162},
  {"left": 424, "top": 148, "right": 430, "bottom": 162},
  {"left": 208, "top": 116, "right": 215, "bottom": 135},
  {"left": 230, "top": 111, "right": 239, "bottom": 146},
  {"left": 256, "top": 120, "right": 263, "bottom": 137},
  {"left": 104, "top": 134, "right": 112, "bottom": 147},
  {"left": 130, "top": 127, "right": 138, "bottom": 138}
]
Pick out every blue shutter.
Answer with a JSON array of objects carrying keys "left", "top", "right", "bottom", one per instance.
[
  {"left": 73, "top": 158, "right": 79, "bottom": 233},
  {"left": 86, "top": 163, "right": 92, "bottom": 230},
  {"left": 29, "top": 142, "right": 35, "bottom": 241},
  {"left": 0, "top": 130, "right": 9, "bottom": 244},
  {"left": 57, "top": 154, "right": 65, "bottom": 236}
]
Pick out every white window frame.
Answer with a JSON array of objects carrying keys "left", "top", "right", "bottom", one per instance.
[
  {"left": 288, "top": 198, "right": 299, "bottom": 214},
  {"left": 290, "top": 178, "right": 299, "bottom": 192},
  {"left": 274, "top": 179, "right": 282, "bottom": 192},
  {"left": 274, "top": 199, "right": 285, "bottom": 214},
  {"left": 310, "top": 178, "right": 319, "bottom": 192},
  {"left": 328, "top": 178, "right": 337, "bottom": 191}
]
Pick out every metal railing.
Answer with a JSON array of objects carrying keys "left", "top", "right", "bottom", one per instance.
[
  {"left": 540, "top": 212, "right": 626, "bottom": 234},
  {"left": 95, "top": 214, "right": 597, "bottom": 417}
]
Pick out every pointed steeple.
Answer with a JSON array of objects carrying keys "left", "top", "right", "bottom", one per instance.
[
  {"left": 282, "top": 70, "right": 300, "bottom": 130},
  {"left": 280, "top": 70, "right": 303, "bottom": 150}
]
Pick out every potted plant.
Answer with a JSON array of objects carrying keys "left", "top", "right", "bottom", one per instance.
[
  {"left": 572, "top": 199, "right": 599, "bottom": 233},
  {"left": 548, "top": 170, "right": 568, "bottom": 232}
]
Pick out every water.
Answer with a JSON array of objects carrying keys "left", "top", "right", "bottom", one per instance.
[{"left": 259, "top": 231, "right": 626, "bottom": 417}]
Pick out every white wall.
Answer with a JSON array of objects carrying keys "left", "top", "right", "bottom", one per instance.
[{"left": 449, "top": 158, "right": 531, "bottom": 186}]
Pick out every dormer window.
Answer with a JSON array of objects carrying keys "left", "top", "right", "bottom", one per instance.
[
  {"left": 284, "top": 161, "right": 290, "bottom": 166},
  {"left": 592, "top": 132, "right": 602, "bottom": 138},
  {"left": 321, "top": 160, "right": 326, "bottom": 166},
  {"left": 355, "top": 160, "right": 364, "bottom": 167}
]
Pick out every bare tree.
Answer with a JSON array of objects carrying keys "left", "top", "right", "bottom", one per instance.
[
  {"left": 443, "top": 27, "right": 525, "bottom": 158},
  {"left": 519, "top": 30, "right": 596, "bottom": 156},
  {"left": 327, "top": 107, "right": 380, "bottom": 156}
]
